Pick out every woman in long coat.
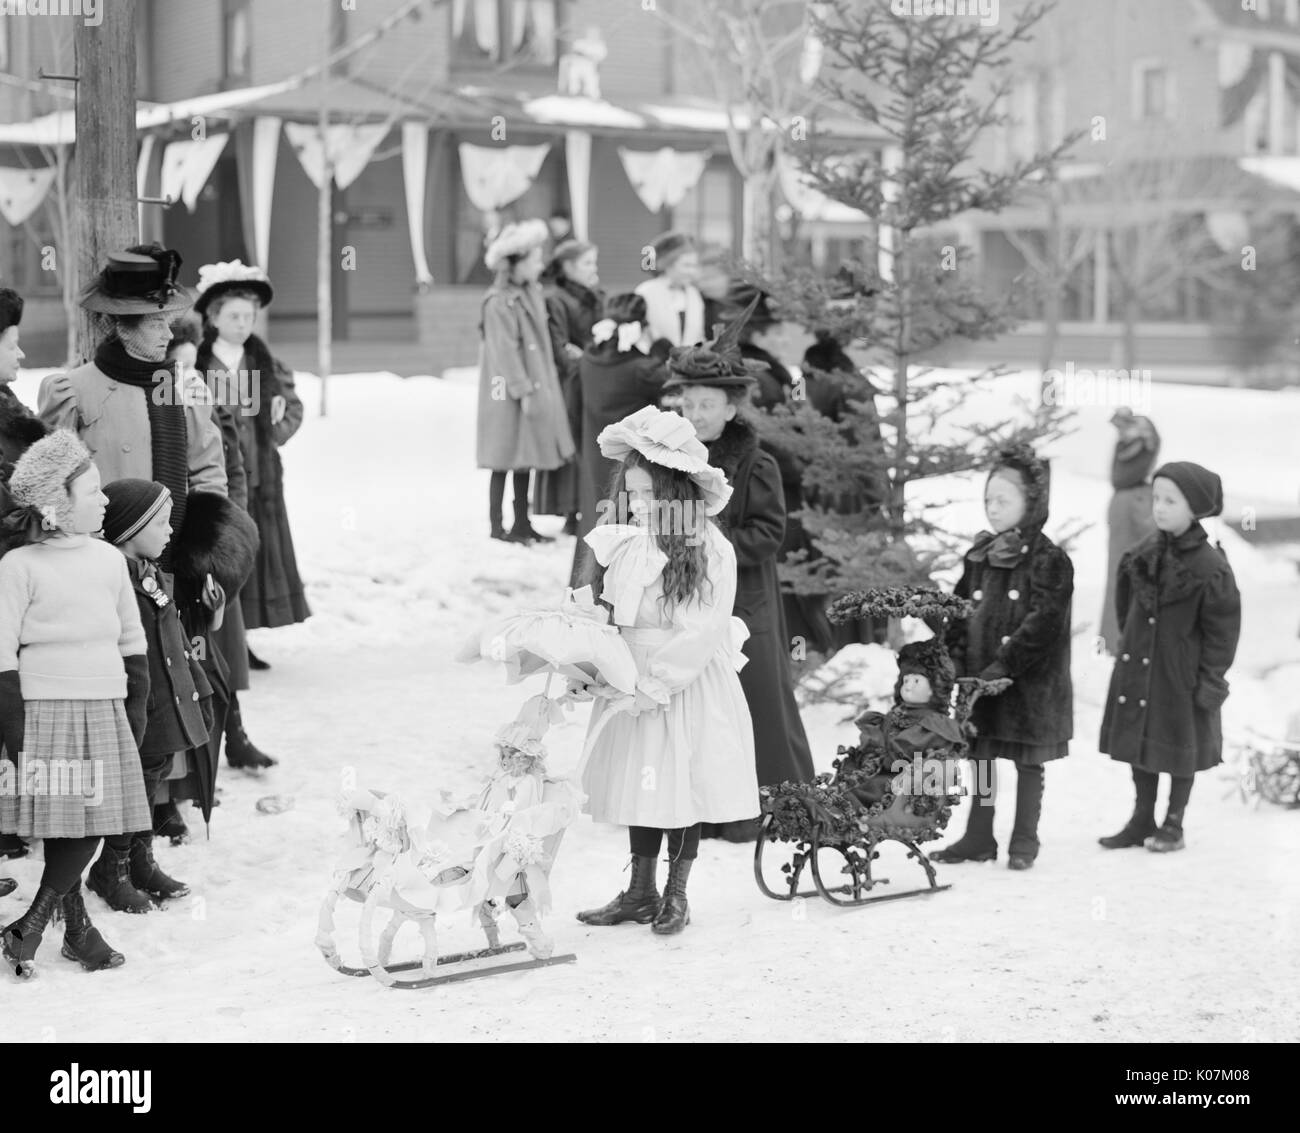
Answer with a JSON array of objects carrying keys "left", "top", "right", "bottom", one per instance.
[
  {"left": 476, "top": 220, "right": 575, "bottom": 543},
  {"left": 534, "top": 240, "right": 603, "bottom": 531},
  {"left": 666, "top": 322, "right": 815, "bottom": 839},
  {"left": 569, "top": 292, "right": 670, "bottom": 586},
  {"left": 1100, "top": 408, "right": 1160, "bottom": 654}
]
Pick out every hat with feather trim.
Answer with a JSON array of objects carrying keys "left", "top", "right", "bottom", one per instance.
[{"left": 662, "top": 292, "right": 770, "bottom": 390}]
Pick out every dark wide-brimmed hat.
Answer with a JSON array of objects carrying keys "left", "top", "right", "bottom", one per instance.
[
  {"left": 662, "top": 293, "right": 770, "bottom": 391},
  {"left": 719, "top": 283, "right": 780, "bottom": 332},
  {"left": 194, "top": 260, "right": 274, "bottom": 317},
  {"left": 80, "top": 244, "right": 195, "bottom": 316}
]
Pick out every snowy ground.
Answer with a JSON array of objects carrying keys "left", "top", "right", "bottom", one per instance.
[{"left": 2, "top": 367, "right": 1297, "bottom": 1043}]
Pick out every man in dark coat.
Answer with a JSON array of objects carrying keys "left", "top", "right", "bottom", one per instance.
[
  {"left": 665, "top": 320, "right": 815, "bottom": 839},
  {"left": 1099, "top": 461, "right": 1240, "bottom": 853},
  {"left": 569, "top": 293, "right": 670, "bottom": 587}
]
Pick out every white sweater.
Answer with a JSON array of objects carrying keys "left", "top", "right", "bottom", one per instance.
[{"left": 0, "top": 535, "right": 146, "bottom": 699}]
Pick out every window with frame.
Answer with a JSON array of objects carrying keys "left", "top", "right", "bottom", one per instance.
[
  {"left": 673, "top": 161, "right": 735, "bottom": 249},
  {"left": 451, "top": 0, "right": 559, "bottom": 69},
  {"left": 223, "top": 0, "right": 251, "bottom": 83},
  {"left": 1135, "top": 61, "right": 1172, "bottom": 120}
]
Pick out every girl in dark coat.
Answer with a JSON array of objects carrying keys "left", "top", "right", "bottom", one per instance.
[
  {"left": 666, "top": 314, "right": 815, "bottom": 838},
  {"left": 535, "top": 240, "right": 603, "bottom": 531},
  {"left": 569, "top": 293, "right": 670, "bottom": 587},
  {"left": 935, "top": 443, "right": 1074, "bottom": 871},
  {"left": 1100, "top": 409, "right": 1160, "bottom": 654},
  {"left": 1099, "top": 462, "right": 1241, "bottom": 853}
]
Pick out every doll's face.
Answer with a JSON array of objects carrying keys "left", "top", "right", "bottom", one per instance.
[
  {"left": 900, "top": 672, "right": 933, "bottom": 705},
  {"left": 984, "top": 472, "right": 1027, "bottom": 533},
  {"left": 1151, "top": 476, "right": 1194, "bottom": 536},
  {"left": 68, "top": 465, "right": 108, "bottom": 535}
]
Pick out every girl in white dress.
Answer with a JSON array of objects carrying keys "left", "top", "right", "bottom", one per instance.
[{"left": 575, "top": 406, "right": 758, "bottom": 935}]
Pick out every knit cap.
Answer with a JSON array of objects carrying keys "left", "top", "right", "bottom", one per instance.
[
  {"left": 1153, "top": 461, "right": 1223, "bottom": 519},
  {"left": 8, "top": 429, "right": 94, "bottom": 533},
  {"left": 894, "top": 637, "right": 956, "bottom": 712},
  {"left": 102, "top": 478, "right": 171, "bottom": 546}
]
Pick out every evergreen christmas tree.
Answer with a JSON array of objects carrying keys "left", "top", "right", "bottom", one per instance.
[{"left": 755, "top": 0, "right": 1081, "bottom": 602}]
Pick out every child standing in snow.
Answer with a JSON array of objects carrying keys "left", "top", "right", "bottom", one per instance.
[
  {"left": 0, "top": 431, "right": 151, "bottom": 977},
  {"left": 935, "top": 443, "right": 1074, "bottom": 871},
  {"left": 82, "top": 479, "right": 211, "bottom": 910},
  {"left": 1099, "top": 462, "right": 1241, "bottom": 853},
  {"left": 575, "top": 406, "right": 758, "bottom": 935}
]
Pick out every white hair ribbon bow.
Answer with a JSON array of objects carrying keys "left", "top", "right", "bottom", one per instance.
[
  {"left": 591, "top": 318, "right": 616, "bottom": 345},
  {"left": 616, "top": 321, "right": 642, "bottom": 353}
]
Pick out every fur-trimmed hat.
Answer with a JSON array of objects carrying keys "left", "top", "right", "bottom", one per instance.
[
  {"left": 484, "top": 219, "right": 549, "bottom": 273},
  {"left": 169, "top": 491, "right": 260, "bottom": 595},
  {"left": 7, "top": 429, "right": 94, "bottom": 535},
  {"left": 987, "top": 441, "right": 1051, "bottom": 530},
  {"left": 0, "top": 287, "right": 23, "bottom": 336},
  {"left": 193, "top": 260, "right": 274, "bottom": 318},
  {"left": 1153, "top": 461, "right": 1223, "bottom": 519},
  {"left": 894, "top": 637, "right": 956, "bottom": 712}
]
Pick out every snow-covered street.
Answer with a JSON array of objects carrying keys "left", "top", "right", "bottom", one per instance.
[{"left": 2, "top": 367, "right": 1297, "bottom": 1043}]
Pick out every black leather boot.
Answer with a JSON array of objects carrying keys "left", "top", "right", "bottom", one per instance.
[
  {"left": 1144, "top": 815, "right": 1185, "bottom": 853},
  {"left": 153, "top": 800, "right": 190, "bottom": 845},
  {"left": 225, "top": 693, "right": 277, "bottom": 770},
  {"left": 1099, "top": 815, "right": 1159, "bottom": 849},
  {"left": 576, "top": 855, "right": 660, "bottom": 925},
  {"left": 652, "top": 856, "right": 692, "bottom": 935},
  {"left": 60, "top": 881, "right": 125, "bottom": 971},
  {"left": 2, "top": 884, "right": 62, "bottom": 978},
  {"left": 129, "top": 833, "right": 189, "bottom": 901},
  {"left": 247, "top": 648, "right": 271, "bottom": 671},
  {"left": 87, "top": 843, "right": 153, "bottom": 914}
]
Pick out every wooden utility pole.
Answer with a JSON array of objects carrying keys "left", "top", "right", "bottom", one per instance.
[
  {"left": 75, "top": 0, "right": 138, "bottom": 363},
  {"left": 316, "top": 4, "right": 333, "bottom": 418}
]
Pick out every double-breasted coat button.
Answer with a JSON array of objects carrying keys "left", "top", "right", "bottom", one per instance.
[
  {"left": 1008, "top": 589, "right": 1020, "bottom": 600},
  {"left": 165, "top": 658, "right": 172, "bottom": 667},
  {"left": 174, "top": 695, "right": 181, "bottom": 705},
  {"left": 1000, "top": 635, "right": 1010, "bottom": 645},
  {"left": 121, "top": 443, "right": 132, "bottom": 453},
  {"left": 1020, "top": 545, "right": 1029, "bottom": 554},
  {"left": 972, "top": 589, "right": 983, "bottom": 600},
  {"left": 1142, "top": 657, "right": 1149, "bottom": 666},
  {"left": 192, "top": 691, "right": 200, "bottom": 701},
  {"left": 1121, "top": 653, "right": 1130, "bottom": 661},
  {"left": 1139, "top": 699, "right": 1147, "bottom": 708},
  {"left": 1118, "top": 695, "right": 1127, "bottom": 704},
  {"left": 1148, "top": 616, "right": 1156, "bottom": 625}
]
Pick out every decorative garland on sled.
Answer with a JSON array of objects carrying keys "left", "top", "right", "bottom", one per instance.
[{"left": 827, "top": 586, "right": 973, "bottom": 625}]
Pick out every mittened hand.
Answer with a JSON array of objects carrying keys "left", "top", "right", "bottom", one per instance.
[
  {"left": 1193, "top": 682, "right": 1228, "bottom": 712},
  {"left": 979, "top": 677, "right": 1014, "bottom": 695},
  {"left": 0, "top": 670, "right": 24, "bottom": 764}
]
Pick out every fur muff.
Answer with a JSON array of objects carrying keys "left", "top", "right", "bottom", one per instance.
[
  {"left": 0, "top": 392, "right": 50, "bottom": 463},
  {"left": 171, "top": 490, "right": 260, "bottom": 594}
]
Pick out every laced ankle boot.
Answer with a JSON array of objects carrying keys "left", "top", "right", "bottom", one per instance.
[
  {"left": 87, "top": 842, "right": 153, "bottom": 914},
  {"left": 576, "top": 854, "right": 660, "bottom": 925},
  {"left": 651, "top": 856, "right": 692, "bottom": 935},
  {"left": 2, "top": 884, "right": 62, "bottom": 978},
  {"left": 60, "top": 881, "right": 125, "bottom": 971},
  {"left": 129, "top": 833, "right": 189, "bottom": 901}
]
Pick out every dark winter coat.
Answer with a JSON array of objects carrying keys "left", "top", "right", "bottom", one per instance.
[
  {"left": 210, "top": 400, "right": 252, "bottom": 691},
  {"left": 569, "top": 341, "right": 670, "bottom": 586},
  {"left": 705, "top": 415, "right": 814, "bottom": 787},
  {"left": 196, "top": 332, "right": 310, "bottom": 630},
  {"left": 1099, "top": 523, "right": 1241, "bottom": 776},
  {"left": 535, "top": 278, "right": 604, "bottom": 517},
  {"left": 1101, "top": 429, "right": 1160, "bottom": 653},
  {"left": 128, "top": 557, "right": 213, "bottom": 757},
  {"left": 946, "top": 527, "right": 1075, "bottom": 759}
]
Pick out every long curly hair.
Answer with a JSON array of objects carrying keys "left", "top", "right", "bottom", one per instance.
[{"left": 586, "top": 448, "right": 713, "bottom": 613}]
